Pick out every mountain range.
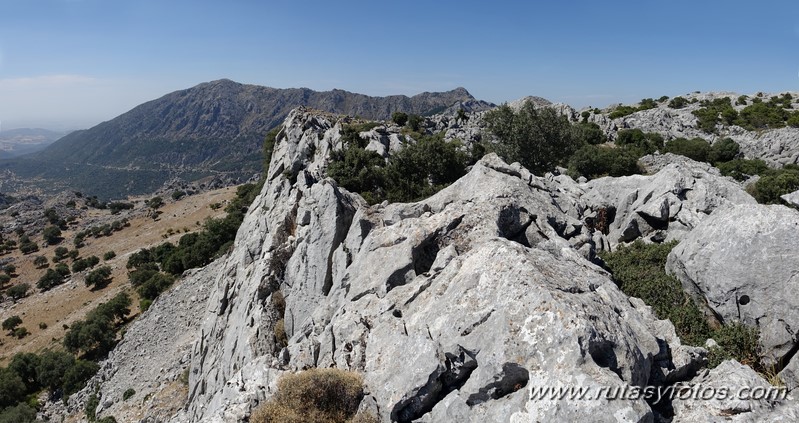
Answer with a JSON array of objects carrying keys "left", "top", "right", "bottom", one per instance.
[{"left": 0, "top": 79, "right": 493, "bottom": 198}]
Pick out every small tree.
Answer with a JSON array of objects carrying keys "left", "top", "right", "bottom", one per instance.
[
  {"left": 43, "top": 226, "right": 62, "bottom": 244},
  {"left": 484, "top": 102, "right": 581, "bottom": 175},
  {"left": 103, "top": 251, "right": 116, "bottom": 261},
  {"left": 7, "top": 283, "right": 29, "bottom": 302},
  {"left": 33, "top": 255, "right": 49, "bottom": 269},
  {"left": 85, "top": 266, "right": 113, "bottom": 290},
  {"left": 145, "top": 196, "right": 164, "bottom": 210},
  {"left": 391, "top": 112, "right": 408, "bottom": 126},
  {"left": 37, "top": 268, "right": 65, "bottom": 291},
  {"left": 53, "top": 246, "right": 69, "bottom": 262},
  {"left": 2, "top": 316, "right": 22, "bottom": 333}
]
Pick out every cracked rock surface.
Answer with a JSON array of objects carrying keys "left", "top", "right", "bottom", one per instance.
[{"left": 180, "top": 109, "right": 717, "bottom": 422}]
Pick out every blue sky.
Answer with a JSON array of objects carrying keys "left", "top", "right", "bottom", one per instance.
[{"left": 0, "top": 0, "right": 798, "bottom": 130}]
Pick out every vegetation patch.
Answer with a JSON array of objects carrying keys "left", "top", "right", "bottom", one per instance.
[
  {"left": 328, "top": 127, "right": 469, "bottom": 204},
  {"left": 601, "top": 241, "right": 764, "bottom": 371},
  {"left": 250, "top": 368, "right": 373, "bottom": 423}
]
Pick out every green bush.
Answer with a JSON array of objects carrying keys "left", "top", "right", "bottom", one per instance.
[
  {"left": 717, "top": 159, "right": 770, "bottom": 181},
  {"left": 0, "top": 369, "right": 25, "bottom": 408},
  {"left": 43, "top": 225, "right": 62, "bottom": 244},
  {"left": 381, "top": 134, "right": 468, "bottom": 203},
  {"left": 0, "top": 273, "right": 10, "bottom": 286},
  {"left": 484, "top": 102, "right": 580, "bottom": 175},
  {"left": 0, "top": 403, "right": 36, "bottom": 423},
  {"left": 108, "top": 201, "right": 134, "bottom": 214},
  {"left": 2, "top": 316, "right": 22, "bottom": 333},
  {"left": 86, "top": 393, "right": 100, "bottom": 422},
  {"left": 103, "top": 251, "right": 116, "bottom": 261},
  {"left": 53, "top": 246, "right": 69, "bottom": 262},
  {"left": 568, "top": 145, "right": 641, "bottom": 180},
  {"left": 37, "top": 269, "right": 65, "bottom": 291},
  {"left": 7, "top": 284, "right": 30, "bottom": 301},
  {"left": 62, "top": 359, "right": 99, "bottom": 396},
  {"left": 601, "top": 241, "right": 768, "bottom": 369},
  {"left": 18, "top": 237, "right": 38, "bottom": 254},
  {"left": 85, "top": 266, "right": 113, "bottom": 290},
  {"left": 123, "top": 388, "right": 135, "bottom": 401},
  {"left": 12, "top": 327, "right": 28, "bottom": 339},
  {"left": 601, "top": 241, "right": 711, "bottom": 346},
  {"left": 707, "top": 323, "right": 761, "bottom": 369},
  {"left": 668, "top": 96, "right": 689, "bottom": 109},
  {"left": 329, "top": 132, "right": 468, "bottom": 204},
  {"left": 609, "top": 105, "right": 639, "bottom": 119},
  {"left": 33, "top": 255, "right": 49, "bottom": 269},
  {"left": 708, "top": 138, "right": 741, "bottom": 164},
  {"left": 64, "top": 293, "right": 131, "bottom": 359},
  {"left": 692, "top": 97, "right": 737, "bottom": 133},
  {"left": 571, "top": 122, "right": 607, "bottom": 145},
  {"left": 55, "top": 262, "right": 71, "bottom": 277},
  {"left": 615, "top": 129, "right": 664, "bottom": 155},
  {"left": 391, "top": 112, "right": 408, "bottom": 126},
  {"left": 750, "top": 167, "right": 799, "bottom": 204},
  {"left": 35, "top": 350, "right": 76, "bottom": 392},
  {"left": 407, "top": 114, "right": 423, "bottom": 132},
  {"left": 663, "top": 137, "right": 711, "bottom": 162},
  {"left": 250, "top": 368, "right": 365, "bottom": 423}
]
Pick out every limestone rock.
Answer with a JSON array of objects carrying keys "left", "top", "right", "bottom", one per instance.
[
  {"left": 579, "top": 158, "right": 755, "bottom": 247},
  {"left": 180, "top": 108, "right": 713, "bottom": 422},
  {"left": 666, "top": 204, "right": 799, "bottom": 365},
  {"left": 671, "top": 360, "right": 794, "bottom": 422}
]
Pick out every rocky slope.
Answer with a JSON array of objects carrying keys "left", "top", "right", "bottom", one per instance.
[
  {"left": 585, "top": 91, "right": 799, "bottom": 167},
  {"left": 67, "top": 107, "right": 799, "bottom": 422},
  {"left": 0, "top": 80, "right": 493, "bottom": 199}
]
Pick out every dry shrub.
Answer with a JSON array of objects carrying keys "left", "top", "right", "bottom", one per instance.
[{"left": 250, "top": 368, "right": 366, "bottom": 423}]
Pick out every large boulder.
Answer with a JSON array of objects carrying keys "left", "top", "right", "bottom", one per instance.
[
  {"left": 666, "top": 204, "right": 799, "bottom": 365},
  {"left": 671, "top": 360, "right": 793, "bottom": 422},
  {"left": 580, "top": 156, "right": 755, "bottom": 247}
]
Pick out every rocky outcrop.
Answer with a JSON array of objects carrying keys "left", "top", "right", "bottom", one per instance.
[
  {"left": 68, "top": 104, "right": 799, "bottom": 422},
  {"left": 178, "top": 108, "right": 719, "bottom": 422},
  {"left": 671, "top": 360, "right": 793, "bottom": 422},
  {"left": 666, "top": 204, "right": 799, "bottom": 366},
  {"left": 578, "top": 155, "right": 755, "bottom": 247},
  {"left": 591, "top": 91, "right": 799, "bottom": 168}
]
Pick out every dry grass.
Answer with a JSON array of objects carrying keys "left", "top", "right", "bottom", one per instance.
[
  {"left": 250, "top": 368, "right": 369, "bottom": 423},
  {"left": 0, "top": 186, "right": 236, "bottom": 364}
]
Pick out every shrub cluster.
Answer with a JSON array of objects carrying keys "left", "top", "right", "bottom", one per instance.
[
  {"left": 126, "top": 182, "right": 261, "bottom": 308},
  {"left": 693, "top": 93, "right": 798, "bottom": 133},
  {"left": 601, "top": 241, "right": 763, "bottom": 371},
  {"left": 608, "top": 98, "right": 659, "bottom": 119},
  {"left": 0, "top": 349, "right": 98, "bottom": 421},
  {"left": 63, "top": 292, "right": 131, "bottom": 359},
  {"left": 328, "top": 129, "right": 468, "bottom": 204}
]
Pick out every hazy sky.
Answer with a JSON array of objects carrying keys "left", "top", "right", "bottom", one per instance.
[{"left": 1, "top": 0, "right": 798, "bottom": 130}]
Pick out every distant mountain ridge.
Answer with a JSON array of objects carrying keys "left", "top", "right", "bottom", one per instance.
[{"left": 1, "top": 79, "right": 493, "bottom": 198}]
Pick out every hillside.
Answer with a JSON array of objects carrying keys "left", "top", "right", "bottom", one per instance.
[
  {"left": 0, "top": 185, "right": 236, "bottom": 364},
  {"left": 0, "top": 80, "right": 493, "bottom": 199}
]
